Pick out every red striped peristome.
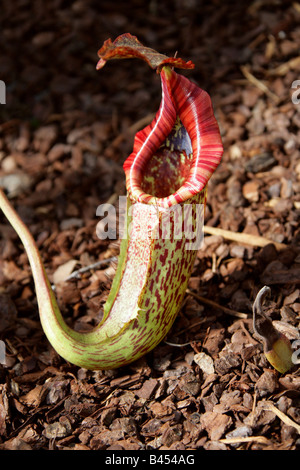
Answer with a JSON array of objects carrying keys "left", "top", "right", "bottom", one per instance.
[{"left": 123, "top": 66, "right": 223, "bottom": 208}]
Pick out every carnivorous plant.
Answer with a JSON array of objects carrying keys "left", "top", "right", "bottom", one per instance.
[{"left": 0, "top": 34, "right": 224, "bottom": 369}]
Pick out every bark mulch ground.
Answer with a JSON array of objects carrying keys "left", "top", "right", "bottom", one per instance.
[{"left": 0, "top": 0, "right": 300, "bottom": 450}]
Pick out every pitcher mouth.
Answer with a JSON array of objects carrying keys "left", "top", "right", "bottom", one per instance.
[{"left": 123, "top": 67, "right": 223, "bottom": 208}]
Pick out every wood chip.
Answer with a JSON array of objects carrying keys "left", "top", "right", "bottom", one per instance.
[
  {"left": 219, "top": 435, "right": 269, "bottom": 445},
  {"left": 53, "top": 259, "right": 78, "bottom": 284},
  {"left": 240, "top": 65, "right": 280, "bottom": 103},
  {"left": 261, "top": 401, "right": 300, "bottom": 434}
]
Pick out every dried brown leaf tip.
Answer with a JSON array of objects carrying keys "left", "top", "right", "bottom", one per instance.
[
  {"left": 252, "top": 286, "right": 293, "bottom": 374},
  {"left": 97, "top": 33, "right": 195, "bottom": 72}
]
